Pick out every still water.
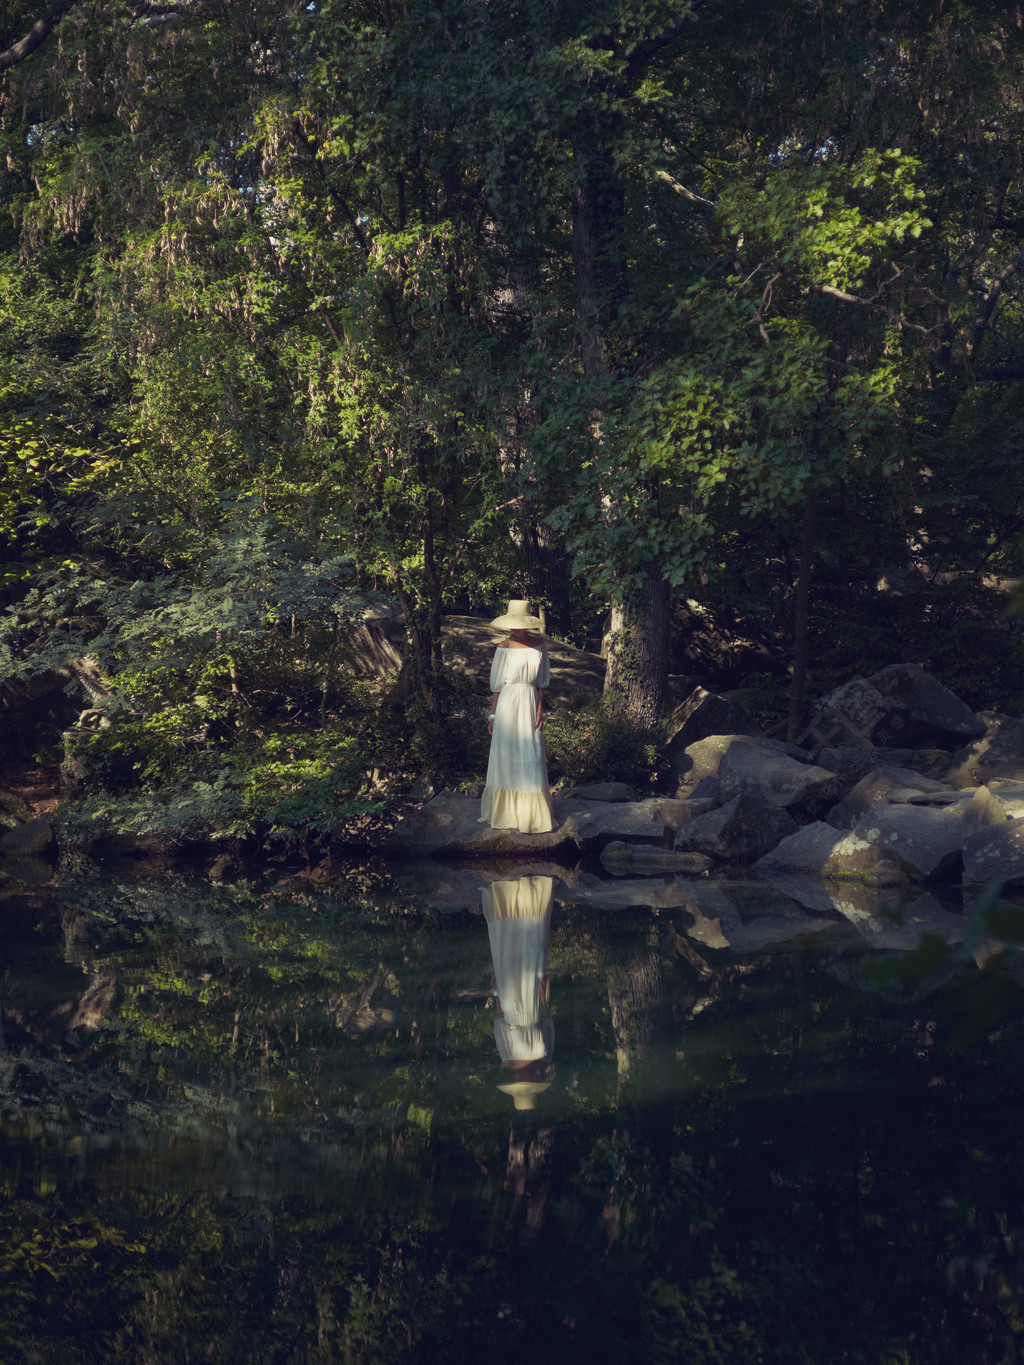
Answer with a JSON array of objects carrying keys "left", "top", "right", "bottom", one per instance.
[{"left": 2, "top": 857, "right": 1024, "bottom": 1364}]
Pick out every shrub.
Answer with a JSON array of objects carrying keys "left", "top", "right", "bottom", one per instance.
[{"left": 544, "top": 695, "right": 663, "bottom": 791}]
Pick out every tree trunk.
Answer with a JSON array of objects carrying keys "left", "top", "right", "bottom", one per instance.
[
  {"left": 786, "top": 487, "right": 818, "bottom": 742},
  {"left": 604, "top": 565, "right": 671, "bottom": 725}
]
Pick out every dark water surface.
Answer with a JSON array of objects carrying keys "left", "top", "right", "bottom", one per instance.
[{"left": 2, "top": 859, "right": 1024, "bottom": 1364}]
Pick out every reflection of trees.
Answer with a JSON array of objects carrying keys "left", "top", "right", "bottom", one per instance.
[{"left": 3, "top": 879, "right": 1024, "bottom": 1359}]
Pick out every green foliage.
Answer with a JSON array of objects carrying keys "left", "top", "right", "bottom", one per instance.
[{"left": 545, "top": 694, "right": 663, "bottom": 791}]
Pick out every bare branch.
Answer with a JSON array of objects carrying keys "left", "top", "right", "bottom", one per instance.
[
  {"left": 0, "top": 0, "right": 80, "bottom": 75},
  {"left": 654, "top": 168, "right": 715, "bottom": 211}
]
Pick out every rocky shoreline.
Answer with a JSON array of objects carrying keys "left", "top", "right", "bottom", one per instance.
[
  {"left": 6, "top": 661, "right": 1024, "bottom": 900},
  {"left": 386, "top": 663, "right": 1024, "bottom": 892}
]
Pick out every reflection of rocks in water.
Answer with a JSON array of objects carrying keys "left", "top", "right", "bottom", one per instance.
[
  {"left": 768, "top": 875, "right": 965, "bottom": 951},
  {"left": 673, "top": 880, "right": 838, "bottom": 954},
  {"left": 3, "top": 965, "right": 115, "bottom": 1049},
  {"left": 393, "top": 860, "right": 576, "bottom": 915}
]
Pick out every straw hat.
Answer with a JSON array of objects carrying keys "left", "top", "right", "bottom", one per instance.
[
  {"left": 490, "top": 599, "right": 543, "bottom": 631},
  {"left": 497, "top": 1080, "right": 552, "bottom": 1111}
]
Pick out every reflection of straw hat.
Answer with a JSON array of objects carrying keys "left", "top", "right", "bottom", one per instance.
[
  {"left": 490, "top": 599, "right": 544, "bottom": 631},
  {"left": 497, "top": 1080, "right": 552, "bottom": 1111}
]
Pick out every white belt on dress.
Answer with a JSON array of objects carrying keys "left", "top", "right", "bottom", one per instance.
[{"left": 502, "top": 681, "right": 535, "bottom": 688}]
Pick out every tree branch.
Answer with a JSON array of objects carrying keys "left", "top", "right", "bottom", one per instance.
[
  {"left": 654, "top": 168, "right": 715, "bottom": 211},
  {"left": 0, "top": 0, "right": 80, "bottom": 75}
]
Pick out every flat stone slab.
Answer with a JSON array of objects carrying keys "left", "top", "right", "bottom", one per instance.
[
  {"left": 599, "top": 842, "right": 714, "bottom": 875},
  {"left": 386, "top": 793, "right": 580, "bottom": 860},
  {"left": 387, "top": 793, "right": 676, "bottom": 859},
  {"left": 551, "top": 797, "right": 674, "bottom": 854}
]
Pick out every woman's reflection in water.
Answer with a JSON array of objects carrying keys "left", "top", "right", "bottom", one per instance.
[
  {"left": 482, "top": 874, "right": 556, "bottom": 1236},
  {"left": 482, "top": 875, "right": 555, "bottom": 1111}
]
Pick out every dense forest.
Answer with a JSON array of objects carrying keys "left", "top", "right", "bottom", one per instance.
[{"left": 2, "top": 0, "right": 1024, "bottom": 844}]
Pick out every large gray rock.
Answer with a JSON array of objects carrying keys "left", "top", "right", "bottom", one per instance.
[
  {"left": 718, "top": 741, "right": 838, "bottom": 816},
  {"left": 815, "top": 746, "right": 950, "bottom": 786},
  {"left": 812, "top": 665, "right": 985, "bottom": 750},
  {"left": 963, "top": 822, "right": 1024, "bottom": 886},
  {"left": 665, "top": 686, "right": 761, "bottom": 750},
  {"left": 754, "top": 822, "right": 847, "bottom": 875},
  {"left": 673, "top": 734, "right": 811, "bottom": 799},
  {"left": 0, "top": 817, "right": 54, "bottom": 857},
  {"left": 827, "top": 765, "right": 949, "bottom": 830},
  {"left": 386, "top": 792, "right": 580, "bottom": 859},
  {"left": 868, "top": 663, "right": 986, "bottom": 748},
  {"left": 648, "top": 797, "right": 718, "bottom": 831},
  {"left": 552, "top": 797, "right": 674, "bottom": 854},
  {"left": 387, "top": 793, "right": 676, "bottom": 859},
  {"left": 826, "top": 792, "right": 1001, "bottom": 882},
  {"left": 946, "top": 715, "right": 1024, "bottom": 787},
  {"left": 674, "top": 794, "right": 797, "bottom": 862}
]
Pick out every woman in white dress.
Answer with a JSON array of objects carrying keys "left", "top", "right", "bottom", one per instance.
[{"left": 479, "top": 600, "right": 554, "bottom": 834}]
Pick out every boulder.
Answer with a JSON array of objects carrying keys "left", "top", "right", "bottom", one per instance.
[
  {"left": 827, "top": 765, "right": 949, "bottom": 830},
  {"left": 754, "top": 822, "right": 848, "bottom": 876},
  {"left": 946, "top": 715, "right": 1024, "bottom": 787},
  {"left": 386, "top": 793, "right": 677, "bottom": 859},
  {"left": 0, "top": 817, "right": 54, "bottom": 857},
  {"left": 811, "top": 665, "right": 985, "bottom": 751},
  {"left": 551, "top": 797, "right": 674, "bottom": 855},
  {"left": 386, "top": 792, "right": 581, "bottom": 860},
  {"left": 647, "top": 797, "right": 718, "bottom": 831},
  {"left": 963, "top": 821, "right": 1024, "bottom": 886},
  {"left": 673, "top": 734, "right": 818, "bottom": 803},
  {"left": 599, "top": 842, "right": 714, "bottom": 875},
  {"left": 814, "top": 746, "right": 950, "bottom": 786},
  {"left": 673, "top": 794, "right": 797, "bottom": 862},
  {"left": 868, "top": 663, "right": 986, "bottom": 748},
  {"left": 718, "top": 740, "right": 839, "bottom": 817},
  {"left": 665, "top": 686, "right": 761, "bottom": 750},
  {"left": 825, "top": 794, "right": 1001, "bottom": 882}
]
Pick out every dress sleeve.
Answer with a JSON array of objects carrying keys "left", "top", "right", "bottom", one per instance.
[
  {"left": 536, "top": 648, "right": 551, "bottom": 689},
  {"left": 489, "top": 647, "right": 506, "bottom": 693}
]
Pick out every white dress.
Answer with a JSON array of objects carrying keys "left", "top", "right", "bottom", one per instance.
[
  {"left": 482, "top": 876, "right": 555, "bottom": 1065},
  {"left": 479, "top": 643, "right": 554, "bottom": 833}
]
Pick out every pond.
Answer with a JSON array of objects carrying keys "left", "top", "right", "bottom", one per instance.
[{"left": 2, "top": 857, "right": 1024, "bottom": 1364}]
